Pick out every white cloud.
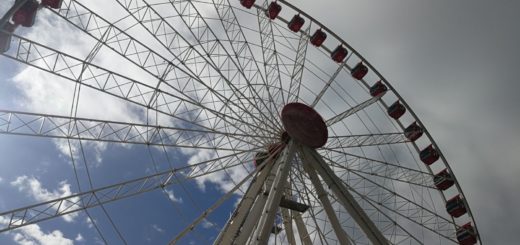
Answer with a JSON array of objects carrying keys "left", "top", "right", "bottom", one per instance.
[
  {"left": 10, "top": 176, "right": 79, "bottom": 222},
  {"left": 9, "top": 10, "right": 145, "bottom": 166},
  {"left": 0, "top": 176, "right": 3, "bottom": 183},
  {"left": 165, "top": 189, "right": 183, "bottom": 203},
  {"left": 0, "top": 216, "right": 73, "bottom": 245},
  {"left": 12, "top": 225, "right": 73, "bottom": 245},
  {"left": 201, "top": 219, "right": 214, "bottom": 229},
  {"left": 85, "top": 218, "right": 94, "bottom": 229},
  {"left": 152, "top": 224, "right": 164, "bottom": 233},
  {"left": 75, "top": 233, "right": 84, "bottom": 242}
]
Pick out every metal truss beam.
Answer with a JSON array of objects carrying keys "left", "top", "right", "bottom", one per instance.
[
  {"left": 330, "top": 133, "right": 410, "bottom": 149},
  {"left": 287, "top": 24, "right": 311, "bottom": 103},
  {"left": 161, "top": 0, "right": 280, "bottom": 131},
  {"left": 212, "top": 0, "right": 277, "bottom": 120},
  {"left": 321, "top": 149, "right": 435, "bottom": 188},
  {"left": 52, "top": 0, "right": 195, "bottom": 95},
  {"left": 51, "top": 0, "right": 272, "bottom": 138},
  {"left": 326, "top": 132, "right": 409, "bottom": 149},
  {"left": 0, "top": 110, "right": 266, "bottom": 151},
  {"left": 0, "top": 151, "right": 247, "bottom": 233},
  {"left": 311, "top": 60, "right": 347, "bottom": 108},
  {"left": 332, "top": 163, "right": 457, "bottom": 242},
  {"left": 256, "top": 1, "right": 285, "bottom": 111},
  {"left": 292, "top": 210, "right": 312, "bottom": 245},
  {"left": 215, "top": 142, "right": 296, "bottom": 245},
  {"left": 326, "top": 94, "right": 384, "bottom": 127},
  {"left": 280, "top": 208, "right": 296, "bottom": 245},
  {"left": 169, "top": 162, "right": 259, "bottom": 244},
  {"left": 1, "top": 34, "right": 264, "bottom": 144},
  {"left": 115, "top": 0, "right": 280, "bottom": 135}
]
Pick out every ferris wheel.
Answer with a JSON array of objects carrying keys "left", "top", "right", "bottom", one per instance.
[{"left": 0, "top": 0, "right": 481, "bottom": 244}]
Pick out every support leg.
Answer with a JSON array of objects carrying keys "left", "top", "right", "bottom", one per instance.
[
  {"left": 300, "top": 146, "right": 388, "bottom": 245},
  {"left": 251, "top": 141, "right": 297, "bottom": 244},
  {"left": 301, "top": 160, "right": 352, "bottom": 245}
]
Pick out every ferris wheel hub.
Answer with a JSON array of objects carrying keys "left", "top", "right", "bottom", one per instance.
[{"left": 281, "top": 103, "right": 328, "bottom": 148}]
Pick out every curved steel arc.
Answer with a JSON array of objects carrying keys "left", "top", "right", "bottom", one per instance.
[
  {"left": 0, "top": 0, "right": 480, "bottom": 243},
  {"left": 276, "top": 0, "right": 481, "bottom": 241}
]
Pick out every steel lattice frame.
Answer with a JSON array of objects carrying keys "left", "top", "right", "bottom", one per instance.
[{"left": 0, "top": 0, "right": 480, "bottom": 244}]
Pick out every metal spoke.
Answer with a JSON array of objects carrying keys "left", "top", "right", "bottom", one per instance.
[
  {"left": 288, "top": 24, "right": 312, "bottom": 103},
  {"left": 211, "top": 0, "right": 281, "bottom": 123},
  {"left": 311, "top": 61, "right": 347, "bottom": 108},
  {"left": 0, "top": 150, "right": 249, "bottom": 233},
  {"left": 327, "top": 193, "right": 424, "bottom": 245},
  {"left": 159, "top": 0, "right": 281, "bottom": 132},
  {"left": 169, "top": 163, "right": 257, "bottom": 244},
  {"left": 255, "top": 1, "right": 286, "bottom": 111},
  {"left": 321, "top": 149, "right": 435, "bottom": 189},
  {"left": 214, "top": 145, "right": 283, "bottom": 244},
  {"left": 115, "top": 0, "right": 281, "bottom": 136},
  {"left": 326, "top": 94, "right": 384, "bottom": 127},
  {"left": 326, "top": 132, "right": 410, "bottom": 149},
  {"left": 281, "top": 181, "right": 297, "bottom": 245},
  {"left": 1, "top": 35, "right": 269, "bottom": 146},
  {"left": 251, "top": 141, "right": 296, "bottom": 244},
  {"left": 50, "top": 0, "right": 272, "bottom": 139},
  {"left": 0, "top": 110, "right": 267, "bottom": 151},
  {"left": 320, "top": 154, "right": 458, "bottom": 242}
]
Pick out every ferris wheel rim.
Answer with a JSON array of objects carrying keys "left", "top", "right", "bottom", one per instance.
[
  {"left": 262, "top": 0, "right": 481, "bottom": 242},
  {"left": 0, "top": 0, "right": 481, "bottom": 243}
]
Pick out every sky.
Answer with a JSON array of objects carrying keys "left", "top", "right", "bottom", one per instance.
[
  {"left": 293, "top": 0, "right": 520, "bottom": 244},
  {"left": 1, "top": 0, "right": 519, "bottom": 244}
]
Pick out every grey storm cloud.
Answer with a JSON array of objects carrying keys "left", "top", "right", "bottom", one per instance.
[{"left": 294, "top": 0, "right": 520, "bottom": 243}]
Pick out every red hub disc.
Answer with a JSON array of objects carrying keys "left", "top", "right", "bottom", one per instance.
[{"left": 281, "top": 103, "right": 328, "bottom": 148}]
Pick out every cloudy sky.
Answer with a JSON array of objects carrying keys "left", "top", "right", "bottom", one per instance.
[
  {"left": 294, "top": 0, "right": 520, "bottom": 244},
  {"left": 1, "top": 0, "right": 519, "bottom": 244}
]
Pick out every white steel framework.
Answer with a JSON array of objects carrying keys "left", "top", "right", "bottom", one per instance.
[{"left": 0, "top": 0, "right": 481, "bottom": 244}]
